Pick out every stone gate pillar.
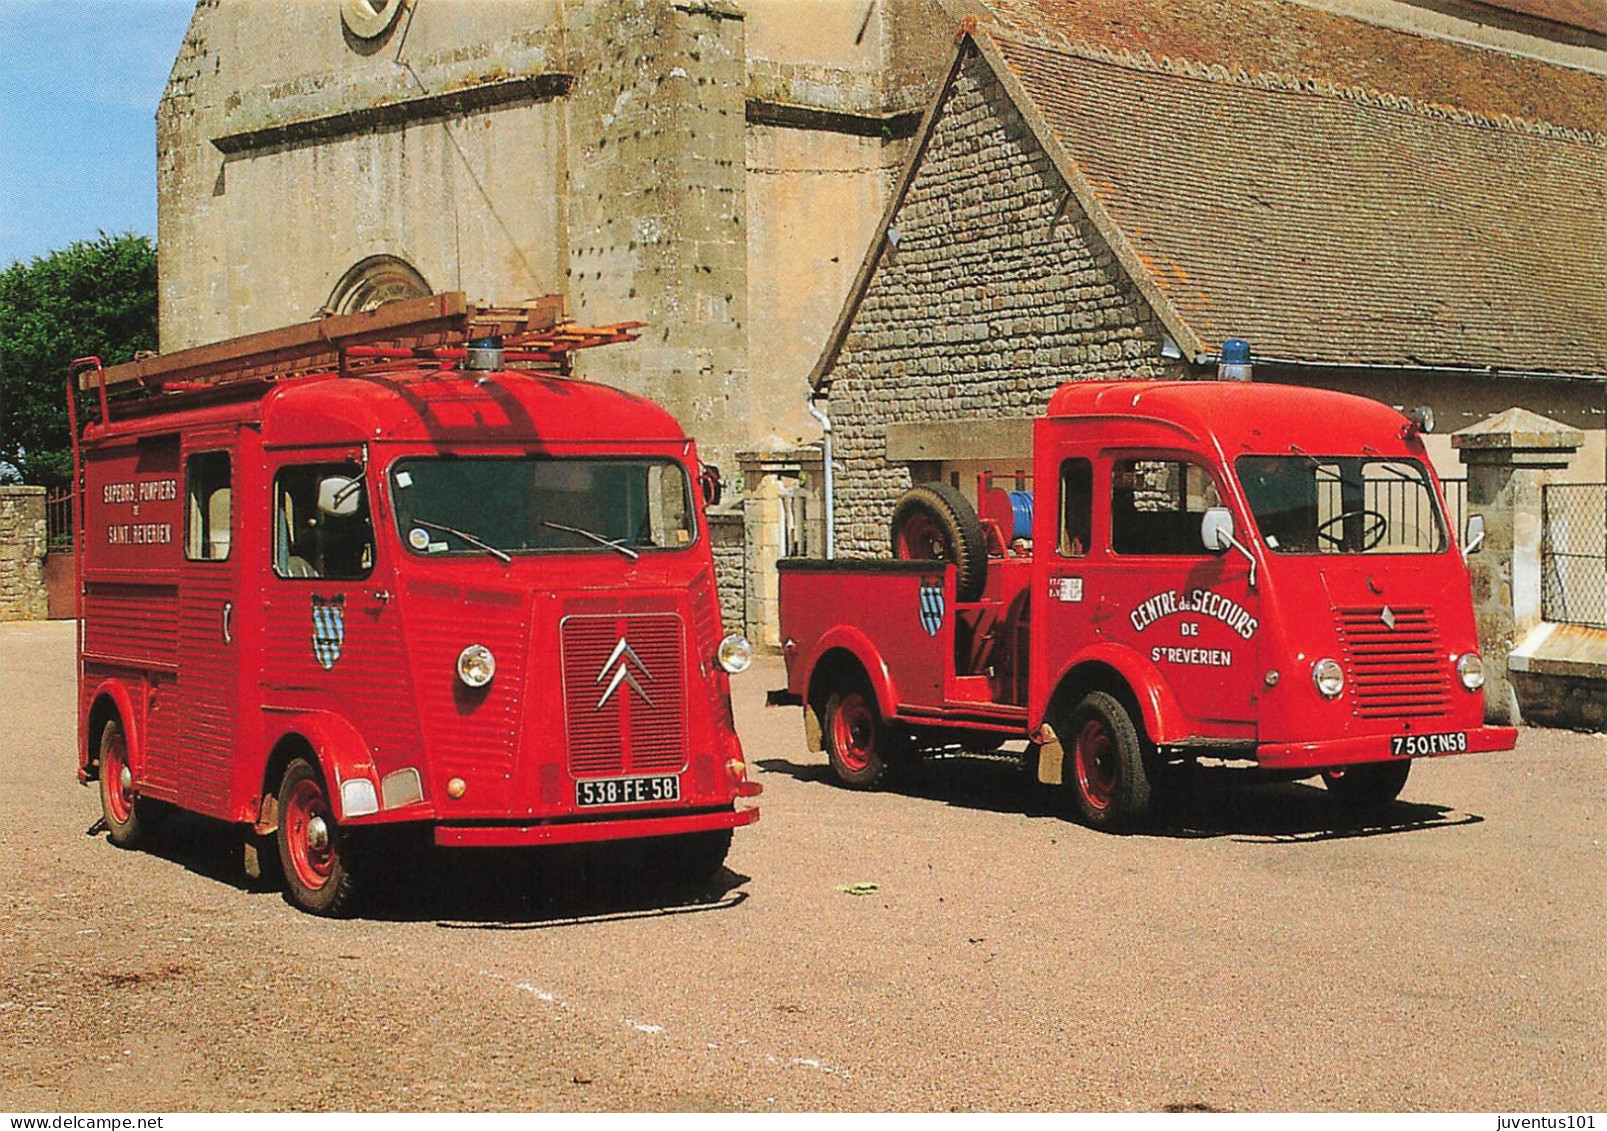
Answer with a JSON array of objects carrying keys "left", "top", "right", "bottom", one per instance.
[
  {"left": 1452, "top": 408, "right": 1583, "bottom": 724},
  {"left": 0, "top": 486, "right": 49, "bottom": 622}
]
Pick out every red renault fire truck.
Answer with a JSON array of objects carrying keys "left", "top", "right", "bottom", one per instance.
[
  {"left": 71, "top": 293, "right": 759, "bottom": 914},
  {"left": 776, "top": 371, "right": 1517, "bottom": 829}
]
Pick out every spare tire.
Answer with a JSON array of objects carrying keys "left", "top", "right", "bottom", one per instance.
[{"left": 890, "top": 482, "right": 989, "bottom": 602}]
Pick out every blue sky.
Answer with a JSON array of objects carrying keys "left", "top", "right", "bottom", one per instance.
[{"left": 0, "top": 0, "right": 196, "bottom": 268}]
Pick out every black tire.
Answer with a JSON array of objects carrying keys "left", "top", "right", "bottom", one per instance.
[
  {"left": 1059, "top": 691, "right": 1151, "bottom": 830},
  {"left": 647, "top": 829, "right": 733, "bottom": 886},
  {"left": 1322, "top": 761, "right": 1411, "bottom": 810},
  {"left": 890, "top": 482, "right": 989, "bottom": 602},
  {"left": 276, "top": 758, "right": 360, "bottom": 917},
  {"left": 822, "top": 688, "right": 892, "bottom": 789},
  {"left": 98, "top": 719, "right": 145, "bottom": 849}
]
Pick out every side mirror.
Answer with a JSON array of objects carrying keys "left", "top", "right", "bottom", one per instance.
[
  {"left": 318, "top": 476, "right": 364, "bottom": 517},
  {"left": 699, "top": 464, "right": 723, "bottom": 508},
  {"left": 1201, "top": 506, "right": 1236, "bottom": 553},
  {"left": 1462, "top": 513, "right": 1485, "bottom": 558}
]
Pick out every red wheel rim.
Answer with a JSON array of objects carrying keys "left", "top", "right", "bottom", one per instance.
[
  {"left": 1074, "top": 718, "right": 1116, "bottom": 811},
  {"left": 284, "top": 777, "right": 335, "bottom": 889},
  {"left": 893, "top": 512, "right": 952, "bottom": 562},
  {"left": 830, "top": 693, "right": 877, "bottom": 774},
  {"left": 102, "top": 731, "right": 133, "bottom": 824}
]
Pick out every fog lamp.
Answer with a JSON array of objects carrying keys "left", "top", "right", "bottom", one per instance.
[{"left": 1456, "top": 653, "right": 1485, "bottom": 691}]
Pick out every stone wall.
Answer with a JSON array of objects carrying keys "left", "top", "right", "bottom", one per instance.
[
  {"left": 825, "top": 45, "right": 1171, "bottom": 554},
  {"left": 0, "top": 488, "right": 48, "bottom": 622},
  {"left": 707, "top": 510, "right": 746, "bottom": 638}
]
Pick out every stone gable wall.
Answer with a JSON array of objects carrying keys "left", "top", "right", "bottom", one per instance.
[{"left": 825, "top": 47, "right": 1172, "bottom": 555}]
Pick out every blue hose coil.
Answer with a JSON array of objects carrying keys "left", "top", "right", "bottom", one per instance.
[{"left": 1006, "top": 490, "right": 1033, "bottom": 539}]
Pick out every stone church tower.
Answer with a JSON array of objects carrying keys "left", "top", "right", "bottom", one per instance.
[{"left": 157, "top": 0, "right": 962, "bottom": 634}]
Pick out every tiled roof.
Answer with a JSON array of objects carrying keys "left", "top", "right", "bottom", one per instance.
[
  {"left": 980, "top": 0, "right": 1607, "bottom": 133},
  {"left": 987, "top": 27, "right": 1607, "bottom": 374}
]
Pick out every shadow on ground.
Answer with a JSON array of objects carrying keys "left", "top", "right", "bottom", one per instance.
[
  {"left": 755, "top": 753, "right": 1482, "bottom": 842},
  {"left": 97, "top": 808, "right": 751, "bottom": 926}
]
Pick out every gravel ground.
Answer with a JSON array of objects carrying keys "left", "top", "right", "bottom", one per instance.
[{"left": 1, "top": 619, "right": 1602, "bottom": 1112}]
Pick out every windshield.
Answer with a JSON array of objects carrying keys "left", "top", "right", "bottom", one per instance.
[
  {"left": 1236, "top": 456, "right": 1447, "bottom": 556},
  {"left": 390, "top": 457, "right": 696, "bottom": 559}
]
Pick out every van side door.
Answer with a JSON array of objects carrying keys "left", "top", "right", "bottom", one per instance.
[
  {"left": 176, "top": 435, "right": 240, "bottom": 817},
  {"left": 257, "top": 456, "right": 416, "bottom": 787}
]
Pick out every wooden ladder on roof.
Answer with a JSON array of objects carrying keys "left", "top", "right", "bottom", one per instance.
[{"left": 74, "top": 292, "right": 645, "bottom": 397}]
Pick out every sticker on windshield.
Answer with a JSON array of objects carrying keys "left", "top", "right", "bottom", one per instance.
[
  {"left": 408, "top": 527, "right": 430, "bottom": 550},
  {"left": 395, "top": 471, "right": 413, "bottom": 489}
]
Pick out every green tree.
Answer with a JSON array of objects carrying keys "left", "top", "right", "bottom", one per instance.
[{"left": 0, "top": 233, "right": 158, "bottom": 487}]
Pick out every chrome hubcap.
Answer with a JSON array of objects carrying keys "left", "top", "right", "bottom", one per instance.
[{"left": 305, "top": 815, "right": 330, "bottom": 854}]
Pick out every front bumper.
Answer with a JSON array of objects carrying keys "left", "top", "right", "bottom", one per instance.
[
  {"left": 1256, "top": 725, "right": 1518, "bottom": 771},
  {"left": 434, "top": 804, "right": 759, "bottom": 848}
]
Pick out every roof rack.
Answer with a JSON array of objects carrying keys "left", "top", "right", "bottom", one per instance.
[{"left": 75, "top": 292, "right": 644, "bottom": 396}]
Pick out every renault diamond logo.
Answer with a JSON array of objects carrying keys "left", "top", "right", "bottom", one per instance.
[
  {"left": 595, "top": 638, "right": 654, "bottom": 710},
  {"left": 1380, "top": 605, "right": 1397, "bottom": 631}
]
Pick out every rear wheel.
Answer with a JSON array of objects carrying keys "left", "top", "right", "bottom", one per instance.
[
  {"left": 1322, "top": 761, "right": 1411, "bottom": 810},
  {"left": 98, "top": 719, "right": 144, "bottom": 849},
  {"left": 276, "top": 758, "right": 359, "bottom": 916},
  {"left": 823, "top": 688, "right": 892, "bottom": 789},
  {"left": 890, "top": 482, "right": 989, "bottom": 602},
  {"left": 1062, "top": 691, "right": 1151, "bottom": 830}
]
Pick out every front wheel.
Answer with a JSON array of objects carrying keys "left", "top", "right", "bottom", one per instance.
[
  {"left": 276, "top": 758, "right": 360, "bottom": 916},
  {"left": 647, "top": 829, "right": 733, "bottom": 887},
  {"left": 1062, "top": 691, "right": 1151, "bottom": 831},
  {"left": 1322, "top": 761, "right": 1411, "bottom": 810}
]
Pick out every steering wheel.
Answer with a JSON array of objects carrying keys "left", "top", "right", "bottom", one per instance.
[{"left": 1316, "top": 508, "right": 1389, "bottom": 551}]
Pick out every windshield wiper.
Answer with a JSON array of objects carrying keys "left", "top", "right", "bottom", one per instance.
[
  {"left": 409, "top": 517, "right": 511, "bottom": 564},
  {"left": 542, "top": 521, "right": 641, "bottom": 562}
]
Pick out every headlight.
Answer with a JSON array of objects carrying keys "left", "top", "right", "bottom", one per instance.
[
  {"left": 1456, "top": 653, "right": 1485, "bottom": 691},
  {"left": 717, "top": 633, "right": 754, "bottom": 675},
  {"left": 457, "top": 644, "right": 496, "bottom": 688},
  {"left": 1312, "top": 657, "right": 1345, "bottom": 699}
]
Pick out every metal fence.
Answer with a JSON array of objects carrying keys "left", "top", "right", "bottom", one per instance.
[
  {"left": 779, "top": 481, "right": 821, "bottom": 560},
  {"left": 1542, "top": 482, "right": 1607, "bottom": 629},
  {"left": 1440, "top": 476, "right": 1466, "bottom": 542},
  {"left": 45, "top": 489, "right": 74, "bottom": 551}
]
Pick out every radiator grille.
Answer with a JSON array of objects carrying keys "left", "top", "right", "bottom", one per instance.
[
  {"left": 1335, "top": 606, "right": 1451, "bottom": 720},
  {"left": 562, "top": 614, "right": 686, "bottom": 776}
]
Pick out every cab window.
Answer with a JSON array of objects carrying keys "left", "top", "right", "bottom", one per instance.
[
  {"left": 273, "top": 463, "right": 375, "bottom": 579},
  {"left": 185, "top": 451, "right": 231, "bottom": 562},
  {"left": 1111, "top": 458, "right": 1220, "bottom": 556},
  {"left": 1058, "top": 458, "right": 1092, "bottom": 557}
]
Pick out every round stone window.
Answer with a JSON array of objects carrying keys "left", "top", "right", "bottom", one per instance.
[
  {"left": 341, "top": 0, "right": 405, "bottom": 41},
  {"left": 327, "top": 255, "right": 431, "bottom": 315}
]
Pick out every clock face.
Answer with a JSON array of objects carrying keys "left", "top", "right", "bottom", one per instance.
[{"left": 341, "top": 0, "right": 405, "bottom": 41}]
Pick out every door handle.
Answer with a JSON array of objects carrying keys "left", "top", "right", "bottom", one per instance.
[{"left": 222, "top": 601, "right": 234, "bottom": 644}]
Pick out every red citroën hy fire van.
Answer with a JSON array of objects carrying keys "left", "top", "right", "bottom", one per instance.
[{"left": 70, "top": 294, "right": 759, "bottom": 914}]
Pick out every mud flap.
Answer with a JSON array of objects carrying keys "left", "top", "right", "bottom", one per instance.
[{"left": 1035, "top": 723, "right": 1064, "bottom": 786}]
